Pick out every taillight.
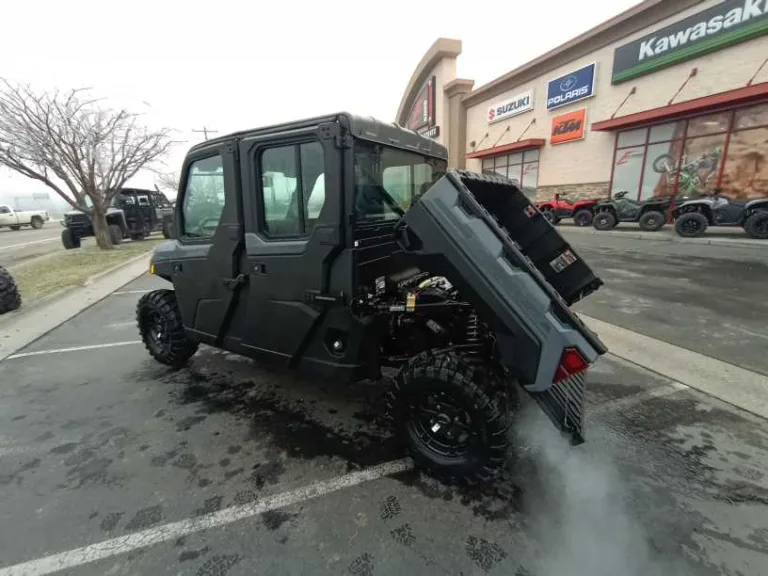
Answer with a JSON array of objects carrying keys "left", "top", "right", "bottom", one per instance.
[{"left": 553, "top": 347, "right": 589, "bottom": 383}]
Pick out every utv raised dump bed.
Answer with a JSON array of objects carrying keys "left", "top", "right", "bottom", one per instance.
[
  {"left": 398, "top": 170, "right": 606, "bottom": 441},
  {"left": 137, "top": 112, "right": 607, "bottom": 484}
]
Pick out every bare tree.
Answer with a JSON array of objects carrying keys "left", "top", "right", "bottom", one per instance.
[
  {"left": 0, "top": 80, "right": 174, "bottom": 249},
  {"left": 155, "top": 171, "right": 180, "bottom": 195}
]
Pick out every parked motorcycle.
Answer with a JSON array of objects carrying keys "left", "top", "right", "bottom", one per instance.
[{"left": 673, "top": 190, "right": 768, "bottom": 239}]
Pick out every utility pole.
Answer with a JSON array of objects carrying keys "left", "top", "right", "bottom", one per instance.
[{"left": 192, "top": 126, "right": 219, "bottom": 141}]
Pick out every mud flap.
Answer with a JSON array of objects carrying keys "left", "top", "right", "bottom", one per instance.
[{"left": 529, "top": 372, "right": 586, "bottom": 444}]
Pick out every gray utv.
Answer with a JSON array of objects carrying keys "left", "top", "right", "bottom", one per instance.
[{"left": 136, "top": 113, "right": 607, "bottom": 484}]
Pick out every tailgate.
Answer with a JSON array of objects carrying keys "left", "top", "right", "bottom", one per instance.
[{"left": 397, "top": 171, "right": 608, "bottom": 441}]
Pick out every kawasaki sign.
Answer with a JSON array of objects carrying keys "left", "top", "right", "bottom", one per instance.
[{"left": 612, "top": 0, "right": 768, "bottom": 84}]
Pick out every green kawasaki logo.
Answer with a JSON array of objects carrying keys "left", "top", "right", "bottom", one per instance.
[{"left": 612, "top": 0, "right": 768, "bottom": 83}]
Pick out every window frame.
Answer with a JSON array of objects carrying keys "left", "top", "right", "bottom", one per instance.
[
  {"left": 177, "top": 151, "right": 227, "bottom": 244},
  {"left": 610, "top": 101, "right": 768, "bottom": 200},
  {"left": 479, "top": 148, "right": 541, "bottom": 189},
  {"left": 255, "top": 139, "right": 326, "bottom": 241}
]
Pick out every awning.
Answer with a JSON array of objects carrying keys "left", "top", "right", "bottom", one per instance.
[
  {"left": 466, "top": 138, "right": 546, "bottom": 160},
  {"left": 592, "top": 82, "right": 768, "bottom": 132}
]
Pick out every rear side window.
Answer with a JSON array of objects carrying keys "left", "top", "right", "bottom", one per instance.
[
  {"left": 181, "top": 155, "right": 226, "bottom": 238},
  {"left": 259, "top": 141, "right": 326, "bottom": 237}
]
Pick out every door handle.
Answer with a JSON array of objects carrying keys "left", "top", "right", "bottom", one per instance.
[{"left": 253, "top": 263, "right": 267, "bottom": 274}]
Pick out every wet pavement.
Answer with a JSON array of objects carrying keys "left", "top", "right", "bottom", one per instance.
[
  {"left": 568, "top": 233, "right": 768, "bottom": 376},
  {"left": 1, "top": 269, "right": 767, "bottom": 575}
]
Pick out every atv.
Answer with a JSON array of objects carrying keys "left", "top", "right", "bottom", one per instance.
[
  {"left": 0, "top": 265, "right": 21, "bottom": 315},
  {"left": 592, "top": 190, "right": 673, "bottom": 232},
  {"left": 673, "top": 190, "right": 768, "bottom": 239},
  {"left": 136, "top": 113, "right": 607, "bottom": 484},
  {"left": 536, "top": 193, "right": 601, "bottom": 227}
]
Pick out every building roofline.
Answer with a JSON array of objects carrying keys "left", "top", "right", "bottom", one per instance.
[
  {"left": 396, "top": 38, "right": 462, "bottom": 125},
  {"left": 462, "top": 0, "right": 704, "bottom": 106}
]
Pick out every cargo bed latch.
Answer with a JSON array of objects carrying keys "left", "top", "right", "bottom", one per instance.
[{"left": 305, "top": 290, "right": 344, "bottom": 306}]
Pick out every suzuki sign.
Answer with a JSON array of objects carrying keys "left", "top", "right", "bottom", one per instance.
[
  {"left": 546, "top": 63, "right": 597, "bottom": 110},
  {"left": 487, "top": 90, "right": 534, "bottom": 124}
]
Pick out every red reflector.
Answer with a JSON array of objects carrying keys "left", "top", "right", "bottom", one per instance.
[{"left": 553, "top": 347, "right": 589, "bottom": 383}]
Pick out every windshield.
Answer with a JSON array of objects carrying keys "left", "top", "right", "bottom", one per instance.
[{"left": 353, "top": 141, "right": 446, "bottom": 222}]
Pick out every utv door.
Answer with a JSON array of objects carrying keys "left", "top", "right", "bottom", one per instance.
[
  {"left": 237, "top": 127, "right": 343, "bottom": 363},
  {"left": 171, "top": 142, "right": 245, "bottom": 344}
]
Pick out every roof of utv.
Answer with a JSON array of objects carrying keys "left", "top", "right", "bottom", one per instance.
[{"left": 188, "top": 113, "right": 448, "bottom": 160}]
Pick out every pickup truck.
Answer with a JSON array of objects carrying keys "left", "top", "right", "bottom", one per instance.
[{"left": 0, "top": 205, "right": 50, "bottom": 230}]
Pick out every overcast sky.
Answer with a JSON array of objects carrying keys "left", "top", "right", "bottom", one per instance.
[{"left": 1, "top": 0, "right": 640, "bottom": 199}]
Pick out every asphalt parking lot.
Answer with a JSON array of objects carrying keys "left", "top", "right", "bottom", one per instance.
[
  {"left": 0, "top": 224, "right": 63, "bottom": 266},
  {"left": 1, "top": 270, "right": 768, "bottom": 576}
]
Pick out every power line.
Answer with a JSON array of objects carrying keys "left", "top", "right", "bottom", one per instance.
[{"left": 192, "top": 126, "right": 219, "bottom": 140}]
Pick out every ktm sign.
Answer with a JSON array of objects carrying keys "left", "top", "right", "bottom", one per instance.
[{"left": 550, "top": 108, "right": 587, "bottom": 145}]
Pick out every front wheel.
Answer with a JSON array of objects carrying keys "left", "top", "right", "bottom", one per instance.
[
  {"left": 137, "top": 289, "right": 199, "bottom": 368},
  {"left": 0, "top": 265, "right": 22, "bottom": 315},
  {"left": 593, "top": 211, "right": 617, "bottom": 230},
  {"left": 9, "top": 225, "right": 20, "bottom": 231},
  {"left": 675, "top": 212, "right": 708, "bottom": 238},
  {"left": 572, "top": 209, "right": 593, "bottom": 227},
  {"left": 387, "top": 352, "right": 510, "bottom": 485},
  {"left": 541, "top": 209, "right": 558, "bottom": 225},
  {"left": 108, "top": 224, "right": 123, "bottom": 245},
  {"left": 61, "top": 229, "right": 81, "bottom": 250},
  {"left": 638, "top": 210, "right": 666, "bottom": 232},
  {"left": 744, "top": 211, "right": 768, "bottom": 239}
]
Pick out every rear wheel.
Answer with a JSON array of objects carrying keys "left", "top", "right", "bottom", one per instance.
[
  {"left": 573, "top": 209, "right": 593, "bottom": 227},
  {"left": 593, "top": 211, "right": 617, "bottom": 230},
  {"left": 675, "top": 212, "right": 708, "bottom": 238},
  {"left": 108, "top": 224, "right": 123, "bottom": 245},
  {"left": 137, "top": 289, "right": 198, "bottom": 368},
  {"left": 638, "top": 210, "right": 665, "bottom": 232},
  {"left": 0, "top": 265, "right": 22, "bottom": 315},
  {"left": 61, "top": 229, "right": 81, "bottom": 250},
  {"left": 744, "top": 211, "right": 768, "bottom": 239},
  {"left": 387, "top": 352, "right": 510, "bottom": 485},
  {"left": 30, "top": 216, "right": 43, "bottom": 229}
]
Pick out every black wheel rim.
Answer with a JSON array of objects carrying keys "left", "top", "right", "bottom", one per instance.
[
  {"left": 143, "top": 309, "right": 171, "bottom": 356},
  {"left": 681, "top": 219, "right": 701, "bottom": 233},
  {"left": 576, "top": 214, "right": 589, "bottom": 226},
  {"left": 646, "top": 216, "right": 657, "bottom": 227},
  {"left": 597, "top": 215, "right": 609, "bottom": 226},
  {"left": 408, "top": 390, "right": 478, "bottom": 458}
]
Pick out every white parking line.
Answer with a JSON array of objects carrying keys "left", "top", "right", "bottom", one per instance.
[
  {"left": 111, "top": 290, "right": 152, "bottom": 295},
  {"left": 5, "top": 341, "right": 141, "bottom": 360},
  {"left": 107, "top": 321, "right": 137, "bottom": 329},
  {"left": 0, "top": 237, "right": 59, "bottom": 251},
  {"left": 0, "top": 458, "right": 413, "bottom": 576}
]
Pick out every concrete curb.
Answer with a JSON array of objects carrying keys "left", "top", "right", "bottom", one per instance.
[
  {"left": 583, "top": 314, "right": 768, "bottom": 421},
  {"left": 559, "top": 224, "right": 764, "bottom": 248},
  {"left": 0, "top": 252, "right": 153, "bottom": 362}
]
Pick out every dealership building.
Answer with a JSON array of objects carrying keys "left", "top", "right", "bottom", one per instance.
[{"left": 396, "top": 0, "right": 768, "bottom": 202}]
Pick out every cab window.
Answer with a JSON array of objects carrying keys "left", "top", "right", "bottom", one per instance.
[
  {"left": 181, "top": 155, "right": 226, "bottom": 238},
  {"left": 259, "top": 141, "right": 326, "bottom": 237}
]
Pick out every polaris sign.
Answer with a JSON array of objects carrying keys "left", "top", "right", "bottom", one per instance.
[
  {"left": 612, "top": 0, "right": 768, "bottom": 84},
  {"left": 487, "top": 90, "right": 534, "bottom": 124},
  {"left": 546, "top": 63, "right": 596, "bottom": 111}
]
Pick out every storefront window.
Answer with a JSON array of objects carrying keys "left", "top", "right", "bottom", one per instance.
[
  {"left": 687, "top": 112, "right": 730, "bottom": 138},
  {"left": 617, "top": 128, "right": 647, "bottom": 148},
  {"left": 735, "top": 104, "right": 768, "bottom": 130},
  {"left": 609, "top": 102, "right": 768, "bottom": 200},
  {"left": 649, "top": 121, "right": 685, "bottom": 144},
  {"left": 641, "top": 142, "right": 683, "bottom": 200},
  {"left": 479, "top": 149, "right": 540, "bottom": 190},
  {"left": 720, "top": 127, "right": 768, "bottom": 199},
  {"left": 611, "top": 146, "right": 644, "bottom": 196}
]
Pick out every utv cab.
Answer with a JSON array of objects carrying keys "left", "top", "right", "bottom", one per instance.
[
  {"left": 136, "top": 113, "right": 607, "bottom": 484},
  {"left": 592, "top": 190, "right": 673, "bottom": 232},
  {"left": 61, "top": 188, "right": 168, "bottom": 249}
]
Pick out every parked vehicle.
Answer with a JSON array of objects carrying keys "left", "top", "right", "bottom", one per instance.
[
  {"left": 0, "top": 205, "right": 50, "bottom": 230},
  {"left": 592, "top": 190, "right": 674, "bottom": 231},
  {"left": 135, "top": 113, "right": 607, "bottom": 485},
  {"left": 61, "top": 189, "right": 166, "bottom": 249},
  {"left": 0, "top": 265, "right": 21, "bottom": 315},
  {"left": 535, "top": 193, "right": 602, "bottom": 227},
  {"left": 673, "top": 190, "right": 768, "bottom": 239}
]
